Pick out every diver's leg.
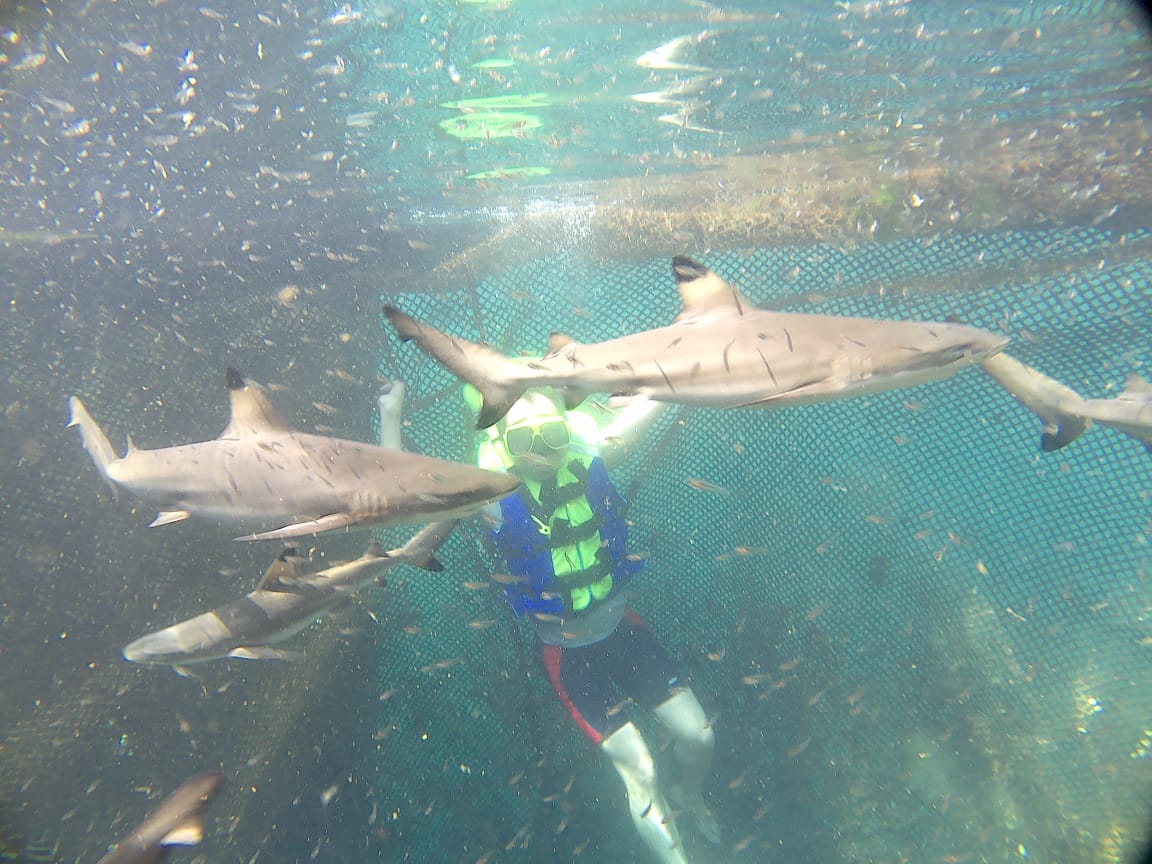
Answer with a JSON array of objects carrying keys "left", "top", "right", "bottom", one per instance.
[
  {"left": 376, "top": 380, "right": 406, "bottom": 449},
  {"left": 610, "top": 613, "right": 721, "bottom": 844},
  {"left": 600, "top": 722, "right": 689, "bottom": 864},
  {"left": 541, "top": 642, "right": 689, "bottom": 864},
  {"left": 653, "top": 688, "right": 720, "bottom": 843}
]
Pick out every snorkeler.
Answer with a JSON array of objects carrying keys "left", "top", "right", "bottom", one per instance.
[
  {"left": 379, "top": 381, "right": 720, "bottom": 861},
  {"left": 468, "top": 386, "right": 721, "bottom": 863}
]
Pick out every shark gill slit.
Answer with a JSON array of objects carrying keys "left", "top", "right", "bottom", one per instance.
[
  {"left": 757, "top": 349, "right": 779, "bottom": 386},
  {"left": 654, "top": 359, "right": 676, "bottom": 393}
]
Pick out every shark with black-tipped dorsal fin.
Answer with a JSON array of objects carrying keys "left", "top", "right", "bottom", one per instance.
[
  {"left": 122, "top": 520, "right": 456, "bottom": 666},
  {"left": 68, "top": 369, "right": 519, "bottom": 540},
  {"left": 384, "top": 256, "right": 1008, "bottom": 428},
  {"left": 96, "top": 771, "right": 223, "bottom": 864}
]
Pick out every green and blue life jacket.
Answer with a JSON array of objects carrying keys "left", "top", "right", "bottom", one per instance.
[{"left": 489, "top": 453, "right": 642, "bottom": 618}]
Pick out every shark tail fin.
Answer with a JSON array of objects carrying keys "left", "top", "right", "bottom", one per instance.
[
  {"left": 980, "top": 354, "right": 1090, "bottom": 452},
  {"left": 68, "top": 396, "right": 120, "bottom": 488},
  {"left": 388, "top": 520, "right": 459, "bottom": 572},
  {"left": 382, "top": 305, "right": 528, "bottom": 428},
  {"left": 1040, "top": 415, "right": 1090, "bottom": 451}
]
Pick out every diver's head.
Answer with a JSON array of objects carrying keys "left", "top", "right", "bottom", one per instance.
[{"left": 498, "top": 390, "right": 571, "bottom": 479}]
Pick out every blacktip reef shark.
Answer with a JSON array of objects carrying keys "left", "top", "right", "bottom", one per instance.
[
  {"left": 96, "top": 770, "right": 223, "bottom": 864},
  {"left": 383, "top": 256, "right": 1009, "bottom": 428},
  {"left": 68, "top": 368, "right": 519, "bottom": 540},
  {"left": 981, "top": 355, "right": 1152, "bottom": 452},
  {"left": 122, "top": 520, "right": 456, "bottom": 666}
]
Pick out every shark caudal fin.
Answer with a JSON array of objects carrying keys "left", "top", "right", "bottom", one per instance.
[
  {"left": 383, "top": 520, "right": 458, "bottom": 579},
  {"left": 382, "top": 305, "right": 527, "bottom": 428},
  {"left": 67, "top": 396, "right": 120, "bottom": 486},
  {"left": 980, "top": 354, "right": 1089, "bottom": 451}
]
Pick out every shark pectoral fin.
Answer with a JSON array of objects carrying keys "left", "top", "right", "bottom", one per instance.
[
  {"left": 149, "top": 510, "right": 192, "bottom": 527},
  {"left": 227, "top": 646, "right": 299, "bottom": 661},
  {"left": 563, "top": 387, "right": 596, "bottom": 411},
  {"left": 235, "top": 513, "right": 357, "bottom": 542},
  {"left": 161, "top": 820, "right": 205, "bottom": 847},
  {"left": 389, "top": 520, "right": 458, "bottom": 571}
]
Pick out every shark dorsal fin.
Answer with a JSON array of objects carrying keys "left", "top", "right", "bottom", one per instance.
[
  {"left": 1123, "top": 373, "right": 1152, "bottom": 396},
  {"left": 257, "top": 547, "right": 302, "bottom": 591},
  {"left": 221, "top": 368, "right": 295, "bottom": 438},
  {"left": 672, "top": 256, "right": 753, "bottom": 318},
  {"left": 547, "top": 332, "right": 575, "bottom": 354}
]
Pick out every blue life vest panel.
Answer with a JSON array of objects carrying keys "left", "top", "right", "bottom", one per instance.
[{"left": 492, "top": 457, "right": 642, "bottom": 616}]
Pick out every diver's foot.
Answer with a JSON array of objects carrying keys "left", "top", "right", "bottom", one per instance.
[{"left": 670, "top": 784, "right": 721, "bottom": 845}]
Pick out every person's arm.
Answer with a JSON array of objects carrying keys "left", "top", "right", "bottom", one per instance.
[
  {"left": 574, "top": 397, "right": 668, "bottom": 471},
  {"left": 377, "top": 380, "right": 406, "bottom": 449}
]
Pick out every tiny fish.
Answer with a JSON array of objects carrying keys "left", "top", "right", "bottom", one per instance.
[
  {"left": 685, "top": 477, "right": 730, "bottom": 495},
  {"left": 606, "top": 697, "right": 633, "bottom": 717},
  {"left": 733, "top": 545, "right": 768, "bottom": 556},
  {"left": 787, "top": 737, "right": 811, "bottom": 757},
  {"left": 733, "top": 833, "right": 757, "bottom": 853},
  {"left": 120, "top": 41, "right": 152, "bottom": 57},
  {"left": 320, "top": 784, "right": 339, "bottom": 807}
]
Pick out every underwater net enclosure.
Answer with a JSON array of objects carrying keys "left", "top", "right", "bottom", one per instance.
[{"left": 0, "top": 1, "right": 1150, "bottom": 863}]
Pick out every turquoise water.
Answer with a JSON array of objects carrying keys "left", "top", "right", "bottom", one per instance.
[{"left": 1, "top": 1, "right": 1150, "bottom": 862}]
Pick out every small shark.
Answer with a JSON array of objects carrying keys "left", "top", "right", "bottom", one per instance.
[
  {"left": 1076, "top": 373, "right": 1152, "bottom": 452},
  {"left": 123, "top": 520, "right": 457, "bottom": 665},
  {"left": 980, "top": 353, "right": 1089, "bottom": 451},
  {"left": 69, "top": 368, "right": 519, "bottom": 540},
  {"left": 383, "top": 256, "right": 1009, "bottom": 428},
  {"left": 96, "top": 771, "right": 223, "bottom": 864}
]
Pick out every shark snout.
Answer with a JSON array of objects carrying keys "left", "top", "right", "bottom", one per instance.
[{"left": 122, "top": 630, "right": 185, "bottom": 665}]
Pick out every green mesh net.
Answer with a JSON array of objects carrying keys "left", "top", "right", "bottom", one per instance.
[{"left": 374, "top": 227, "right": 1151, "bottom": 862}]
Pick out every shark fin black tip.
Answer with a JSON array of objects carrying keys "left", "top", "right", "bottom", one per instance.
[
  {"left": 381, "top": 305, "right": 415, "bottom": 342},
  {"left": 1040, "top": 416, "right": 1089, "bottom": 451},
  {"left": 226, "top": 367, "right": 246, "bottom": 390},
  {"left": 672, "top": 256, "right": 709, "bottom": 282},
  {"left": 476, "top": 388, "right": 522, "bottom": 429}
]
